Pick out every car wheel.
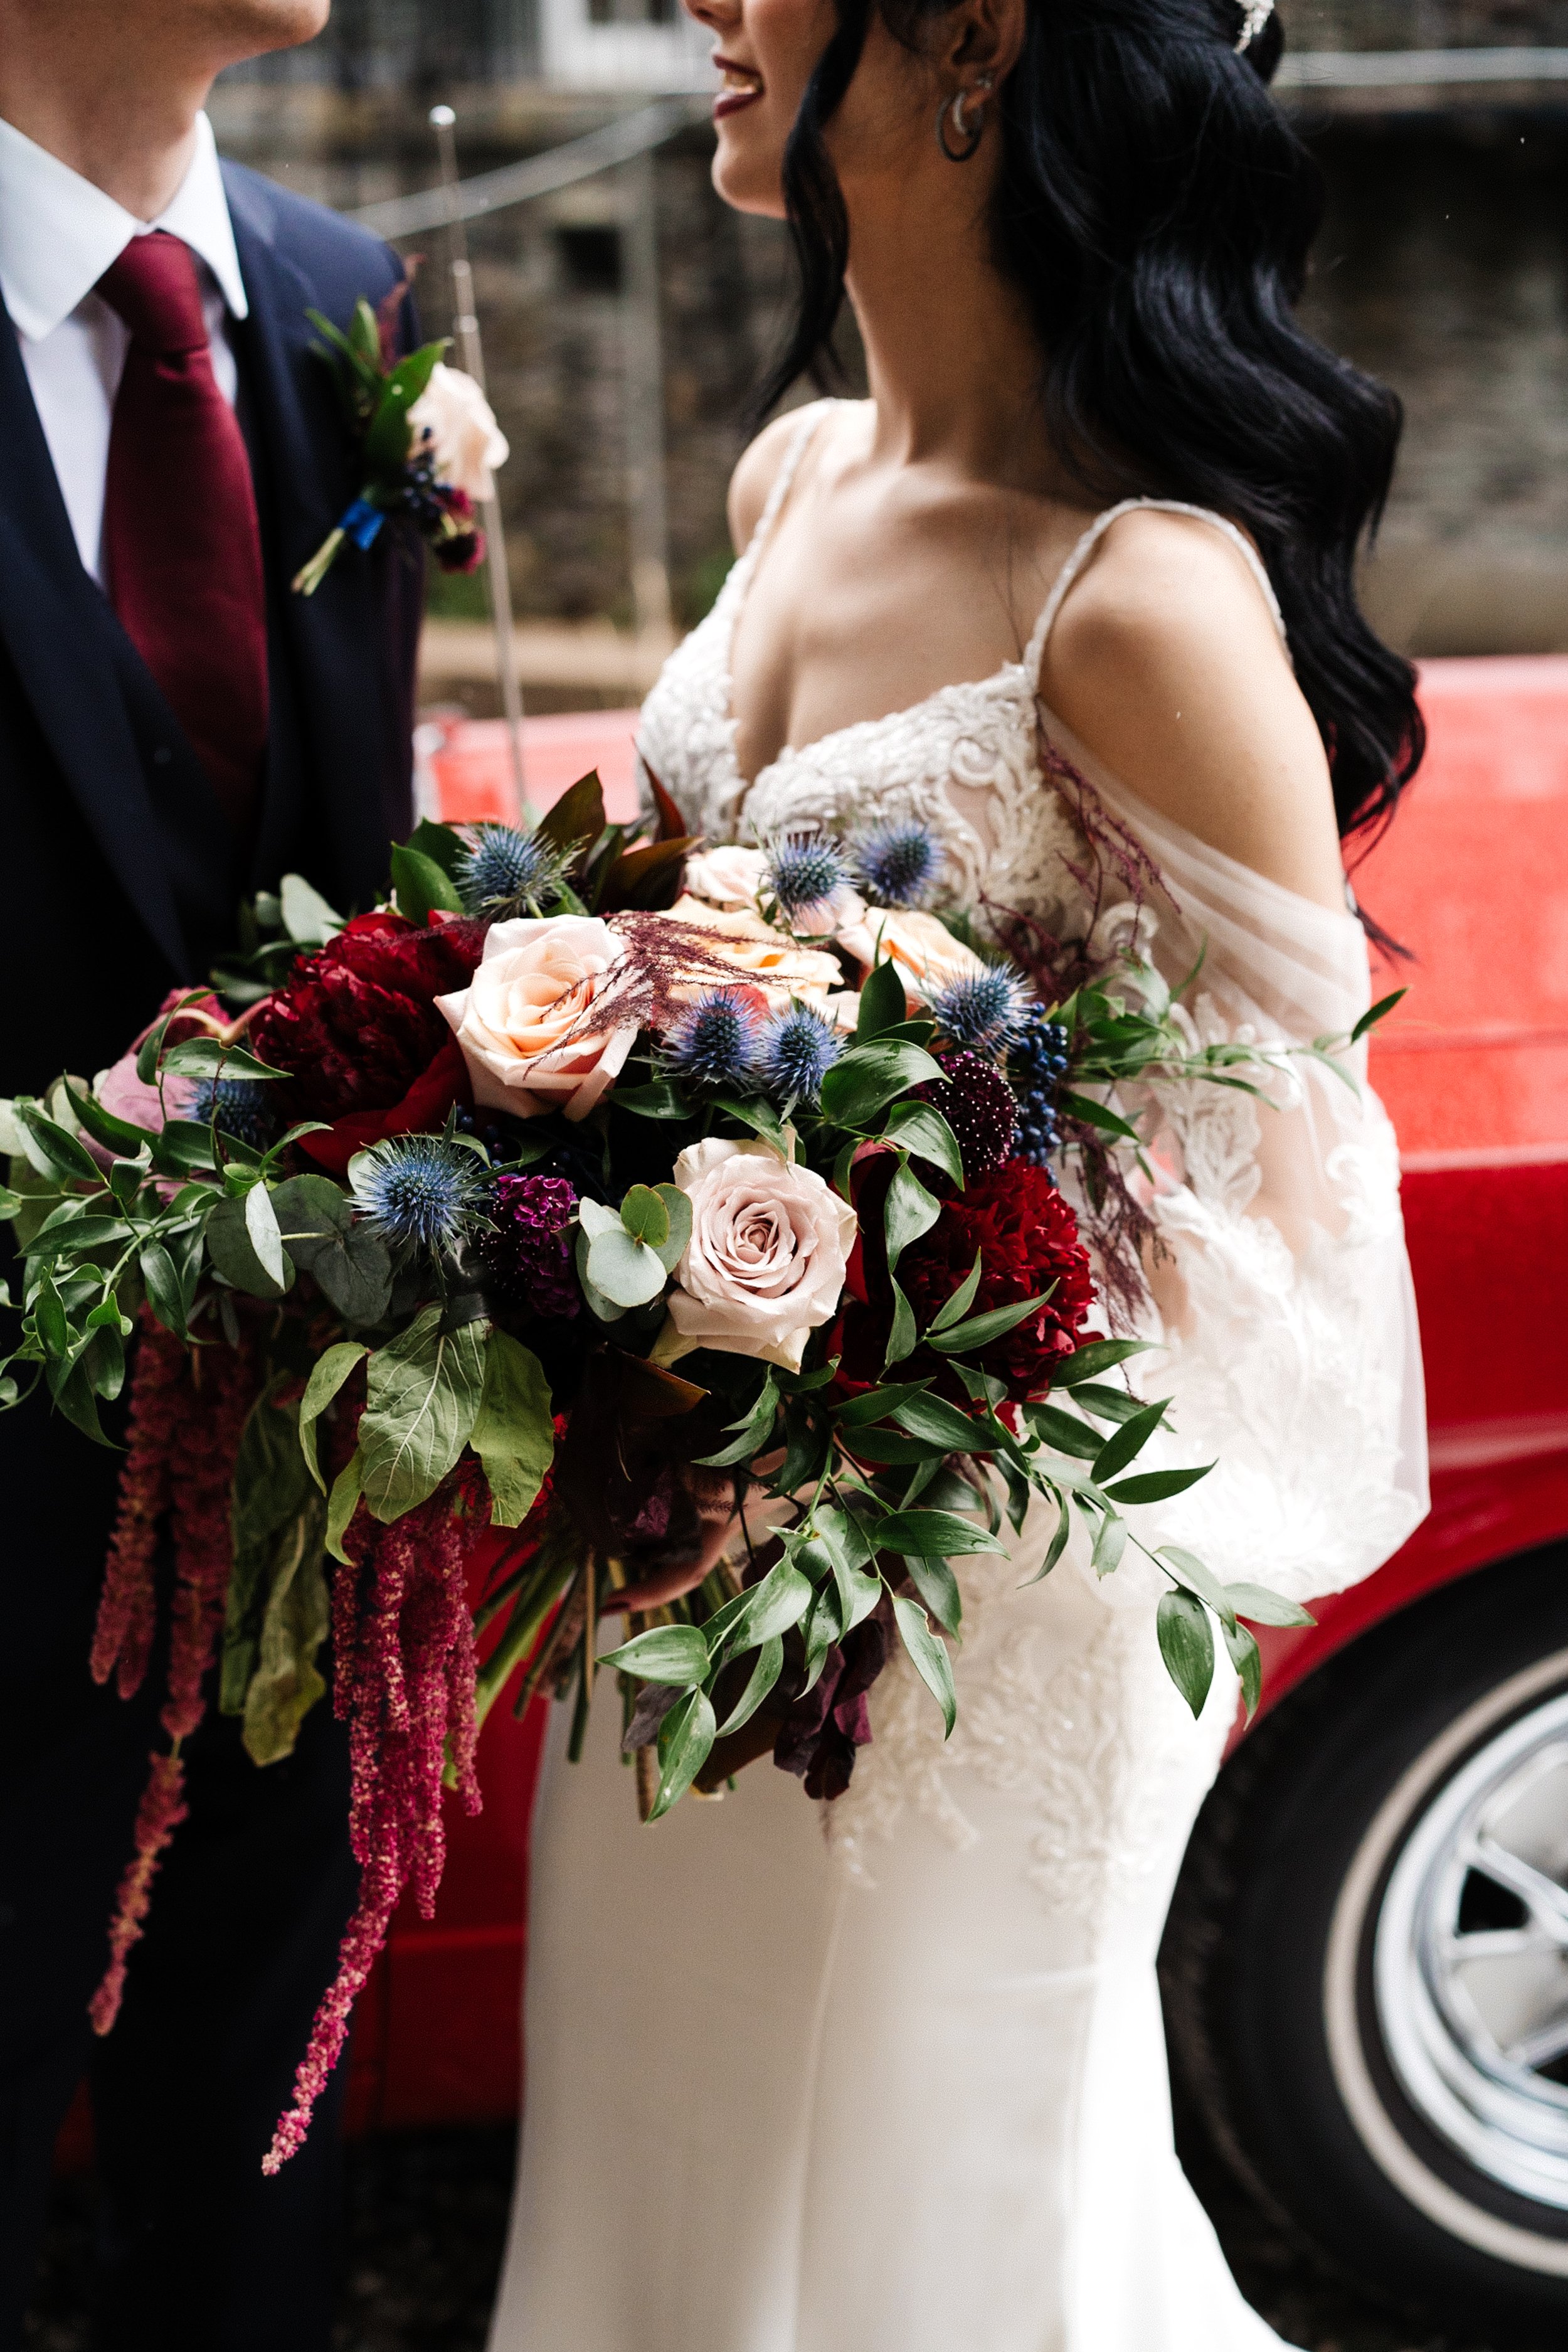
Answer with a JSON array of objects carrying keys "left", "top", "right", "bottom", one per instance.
[{"left": 1162, "top": 1541, "right": 1568, "bottom": 2343}]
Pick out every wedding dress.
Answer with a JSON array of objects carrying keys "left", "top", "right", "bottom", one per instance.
[{"left": 487, "top": 401, "right": 1429, "bottom": 2352}]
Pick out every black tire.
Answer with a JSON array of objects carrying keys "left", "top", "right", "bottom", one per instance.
[{"left": 1162, "top": 1541, "right": 1568, "bottom": 2345}]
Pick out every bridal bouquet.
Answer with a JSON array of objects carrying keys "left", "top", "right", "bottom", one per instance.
[{"left": 0, "top": 769, "right": 1382, "bottom": 2167}]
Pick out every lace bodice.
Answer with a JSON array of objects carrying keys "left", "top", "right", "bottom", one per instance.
[{"left": 635, "top": 400, "right": 1429, "bottom": 1892}]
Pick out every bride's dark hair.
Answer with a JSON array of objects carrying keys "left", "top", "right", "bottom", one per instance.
[{"left": 760, "top": 0, "right": 1423, "bottom": 844}]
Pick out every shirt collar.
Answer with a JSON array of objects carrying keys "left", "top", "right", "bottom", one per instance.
[{"left": 0, "top": 109, "right": 248, "bottom": 342}]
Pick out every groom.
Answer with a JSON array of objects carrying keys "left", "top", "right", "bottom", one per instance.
[{"left": 0, "top": 1, "right": 423, "bottom": 2343}]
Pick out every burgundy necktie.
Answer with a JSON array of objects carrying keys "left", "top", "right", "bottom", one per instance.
[{"left": 96, "top": 231, "right": 268, "bottom": 834}]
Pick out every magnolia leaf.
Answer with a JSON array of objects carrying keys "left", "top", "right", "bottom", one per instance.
[
  {"left": 298, "top": 1342, "right": 369, "bottom": 1494},
  {"left": 598, "top": 1623, "right": 709, "bottom": 1687},
  {"left": 470, "top": 1329, "right": 554, "bottom": 1528},
  {"left": 891, "top": 1592, "right": 956, "bottom": 1737},
  {"left": 648, "top": 1687, "right": 716, "bottom": 1820},
  {"left": 1157, "top": 1588, "right": 1215, "bottom": 1718},
  {"left": 358, "top": 1307, "right": 489, "bottom": 1522}
]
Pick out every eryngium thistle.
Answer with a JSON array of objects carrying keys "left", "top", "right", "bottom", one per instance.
[
  {"left": 852, "top": 821, "right": 940, "bottom": 908},
  {"left": 454, "top": 823, "right": 574, "bottom": 920},
  {"left": 661, "top": 989, "right": 761, "bottom": 1090},
  {"left": 188, "top": 1077, "right": 277, "bottom": 1152},
  {"left": 482, "top": 1173, "right": 580, "bottom": 1319},
  {"left": 763, "top": 832, "right": 850, "bottom": 923},
  {"left": 349, "top": 1134, "right": 487, "bottom": 1251},
  {"left": 758, "top": 1003, "right": 841, "bottom": 1105},
  {"left": 1009, "top": 1011, "right": 1071, "bottom": 1168},
  {"left": 928, "top": 966, "right": 1033, "bottom": 1058},
  {"left": 915, "top": 1051, "right": 1017, "bottom": 1177}
]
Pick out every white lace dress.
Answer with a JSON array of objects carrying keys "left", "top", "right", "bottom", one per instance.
[{"left": 489, "top": 403, "right": 1429, "bottom": 2352}]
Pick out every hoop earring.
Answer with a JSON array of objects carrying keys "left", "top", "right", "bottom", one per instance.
[{"left": 936, "top": 77, "right": 992, "bottom": 164}]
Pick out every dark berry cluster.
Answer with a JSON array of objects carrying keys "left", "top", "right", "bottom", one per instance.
[{"left": 1009, "top": 1012, "right": 1070, "bottom": 1169}]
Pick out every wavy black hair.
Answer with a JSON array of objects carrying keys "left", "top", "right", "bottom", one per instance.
[{"left": 758, "top": 0, "right": 1423, "bottom": 844}]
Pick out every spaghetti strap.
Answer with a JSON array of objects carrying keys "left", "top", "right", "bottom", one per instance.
[
  {"left": 1024, "top": 496, "right": 1291, "bottom": 673},
  {"left": 728, "top": 398, "right": 839, "bottom": 599}
]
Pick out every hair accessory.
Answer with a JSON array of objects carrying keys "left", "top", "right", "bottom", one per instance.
[
  {"left": 936, "top": 73, "right": 993, "bottom": 164},
  {"left": 1234, "top": 0, "right": 1275, "bottom": 49}
]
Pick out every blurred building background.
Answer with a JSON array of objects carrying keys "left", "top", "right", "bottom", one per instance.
[{"left": 209, "top": 0, "right": 1568, "bottom": 710}]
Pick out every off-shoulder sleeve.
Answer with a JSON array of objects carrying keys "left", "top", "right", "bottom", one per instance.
[{"left": 1076, "top": 772, "right": 1429, "bottom": 1609}]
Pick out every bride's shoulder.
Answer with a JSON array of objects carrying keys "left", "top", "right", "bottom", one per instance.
[
  {"left": 724, "top": 399, "right": 867, "bottom": 553},
  {"left": 1039, "top": 506, "right": 1347, "bottom": 912}
]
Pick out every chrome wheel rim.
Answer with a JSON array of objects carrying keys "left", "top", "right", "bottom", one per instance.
[{"left": 1375, "top": 1686, "right": 1568, "bottom": 2209}]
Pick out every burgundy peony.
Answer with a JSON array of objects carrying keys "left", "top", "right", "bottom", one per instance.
[
  {"left": 842, "top": 1153, "right": 1098, "bottom": 1403},
  {"left": 252, "top": 912, "right": 487, "bottom": 1175}
]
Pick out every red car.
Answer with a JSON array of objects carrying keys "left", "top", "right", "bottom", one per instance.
[{"left": 370, "top": 665, "right": 1568, "bottom": 2336}]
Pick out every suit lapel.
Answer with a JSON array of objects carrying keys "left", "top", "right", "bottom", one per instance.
[
  {"left": 0, "top": 299, "right": 193, "bottom": 974},
  {"left": 225, "top": 171, "right": 405, "bottom": 913}
]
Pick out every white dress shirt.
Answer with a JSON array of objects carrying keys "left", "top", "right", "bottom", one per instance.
[{"left": 0, "top": 109, "right": 248, "bottom": 586}]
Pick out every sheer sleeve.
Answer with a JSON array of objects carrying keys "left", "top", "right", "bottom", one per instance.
[{"left": 1075, "top": 770, "right": 1429, "bottom": 1609}]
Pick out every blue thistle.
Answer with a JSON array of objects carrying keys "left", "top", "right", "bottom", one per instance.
[
  {"left": 455, "top": 823, "right": 574, "bottom": 920},
  {"left": 763, "top": 832, "right": 850, "bottom": 924},
  {"left": 758, "top": 1003, "right": 842, "bottom": 1106},
  {"left": 661, "top": 989, "right": 761, "bottom": 1090},
  {"left": 1009, "top": 1010, "right": 1071, "bottom": 1168},
  {"left": 929, "top": 966, "right": 1033, "bottom": 1058},
  {"left": 189, "top": 1077, "right": 277, "bottom": 1152},
  {"left": 852, "top": 821, "right": 941, "bottom": 908},
  {"left": 349, "top": 1134, "right": 488, "bottom": 1251}
]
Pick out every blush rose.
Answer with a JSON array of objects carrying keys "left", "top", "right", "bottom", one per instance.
[
  {"left": 659, "top": 1136, "right": 858, "bottom": 1371},
  {"left": 436, "top": 915, "right": 638, "bottom": 1119},
  {"left": 407, "top": 363, "right": 510, "bottom": 501}
]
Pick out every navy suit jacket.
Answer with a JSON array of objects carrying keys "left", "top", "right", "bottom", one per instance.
[{"left": 0, "top": 161, "right": 422, "bottom": 1678}]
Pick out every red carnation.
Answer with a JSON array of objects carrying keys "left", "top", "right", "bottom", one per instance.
[
  {"left": 252, "top": 912, "right": 486, "bottom": 1173},
  {"left": 842, "top": 1154, "right": 1098, "bottom": 1403}
]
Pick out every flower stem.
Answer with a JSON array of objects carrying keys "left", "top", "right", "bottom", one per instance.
[{"left": 290, "top": 528, "right": 345, "bottom": 597}]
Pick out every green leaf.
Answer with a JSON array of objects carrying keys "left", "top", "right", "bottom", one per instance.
[
  {"left": 610, "top": 1080, "right": 687, "bottom": 1120},
  {"left": 573, "top": 1225, "right": 625, "bottom": 1323},
  {"left": 818, "top": 1040, "right": 945, "bottom": 1129},
  {"left": 714, "top": 1635, "right": 784, "bottom": 1737},
  {"left": 244, "top": 1181, "right": 286, "bottom": 1289},
  {"left": 892, "top": 1392, "right": 988, "bottom": 1453},
  {"left": 150, "top": 1120, "right": 220, "bottom": 1177},
  {"left": 882, "top": 1160, "right": 940, "bottom": 1270},
  {"left": 1157, "top": 1588, "right": 1215, "bottom": 1718},
  {"left": 1225, "top": 1580, "right": 1316, "bottom": 1629},
  {"left": 1223, "top": 1618, "right": 1263, "bottom": 1720},
  {"left": 1103, "top": 1464, "right": 1214, "bottom": 1505},
  {"left": 891, "top": 1593, "right": 956, "bottom": 1737},
  {"left": 15, "top": 1105, "right": 100, "bottom": 1186},
  {"left": 222, "top": 1380, "right": 326, "bottom": 1743},
  {"left": 50, "top": 1356, "right": 110, "bottom": 1445},
  {"left": 839, "top": 1427, "right": 931, "bottom": 1465},
  {"left": 586, "top": 1223, "right": 667, "bottom": 1309},
  {"left": 598, "top": 1623, "right": 710, "bottom": 1687},
  {"left": 1350, "top": 987, "right": 1407, "bottom": 1045},
  {"left": 534, "top": 769, "right": 606, "bottom": 859},
  {"left": 1019, "top": 1487, "right": 1073, "bottom": 1587},
  {"left": 810, "top": 1528, "right": 882, "bottom": 1634},
  {"left": 872, "top": 1508, "right": 1004, "bottom": 1560},
  {"left": 470, "top": 1330, "right": 554, "bottom": 1528},
  {"left": 695, "top": 1373, "right": 778, "bottom": 1468},
  {"left": 364, "top": 339, "right": 444, "bottom": 474},
  {"left": 832, "top": 1380, "right": 930, "bottom": 1432},
  {"left": 64, "top": 1080, "right": 154, "bottom": 1160},
  {"left": 139, "top": 1240, "right": 189, "bottom": 1336},
  {"left": 927, "top": 1291, "right": 1052, "bottom": 1356},
  {"left": 1090, "top": 1400, "right": 1169, "bottom": 1486},
  {"left": 206, "top": 1193, "right": 294, "bottom": 1299},
  {"left": 1059, "top": 1089, "right": 1140, "bottom": 1142},
  {"left": 715, "top": 1558, "right": 814, "bottom": 1654},
  {"left": 928, "top": 1252, "right": 983, "bottom": 1335},
  {"left": 883, "top": 1278, "right": 917, "bottom": 1371},
  {"left": 272, "top": 1173, "right": 392, "bottom": 1325},
  {"left": 390, "top": 842, "right": 464, "bottom": 926},
  {"left": 325, "top": 1449, "right": 363, "bottom": 1564},
  {"left": 402, "top": 818, "right": 467, "bottom": 882},
  {"left": 903, "top": 1554, "right": 962, "bottom": 1635},
  {"left": 856, "top": 955, "right": 908, "bottom": 1040},
  {"left": 1158, "top": 1544, "right": 1236, "bottom": 1628},
  {"left": 298, "top": 1342, "right": 368, "bottom": 1493},
  {"left": 649, "top": 1687, "right": 717, "bottom": 1819},
  {"left": 707, "top": 1094, "right": 790, "bottom": 1153},
  {"left": 798, "top": 1582, "right": 841, "bottom": 1693},
  {"left": 1091, "top": 1512, "right": 1130, "bottom": 1579},
  {"left": 160, "top": 1038, "right": 288, "bottom": 1082},
  {"left": 1024, "top": 1401, "right": 1103, "bottom": 1461},
  {"left": 619, "top": 1183, "right": 670, "bottom": 1250},
  {"left": 879, "top": 1099, "right": 964, "bottom": 1188},
  {"left": 358, "top": 1307, "right": 489, "bottom": 1522},
  {"left": 1068, "top": 1381, "right": 1153, "bottom": 1426},
  {"left": 279, "top": 871, "right": 344, "bottom": 944}
]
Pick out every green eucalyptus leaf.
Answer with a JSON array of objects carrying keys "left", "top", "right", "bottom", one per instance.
[
  {"left": 650, "top": 1184, "right": 692, "bottom": 1273},
  {"left": 272, "top": 1173, "right": 391, "bottom": 1325},
  {"left": 891, "top": 1592, "right": 956, "bottom": 1737},
  {"left": 586, "top": 1223, "right": 668, "bottom": 1309},
  {"left": 619, "top": 1183, "right": 670, "bottom": 1250}
]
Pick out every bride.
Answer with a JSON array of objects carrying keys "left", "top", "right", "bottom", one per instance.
[{"left": 489, "top": 0, "right": 1429, "bottom": 2344}]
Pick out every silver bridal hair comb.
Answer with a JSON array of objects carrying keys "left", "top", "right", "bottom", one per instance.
[{"left": 1234, "top": 0, "right": 1276, "bottom": 48}]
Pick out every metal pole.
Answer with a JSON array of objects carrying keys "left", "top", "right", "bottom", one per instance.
[
  {"left": 430, "top": 104, "right": 527, "bottom": 818},
  {"left": 619, "top": 147, "right": 673, "bottom": 654}
]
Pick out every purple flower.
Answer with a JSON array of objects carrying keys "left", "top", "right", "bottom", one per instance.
[{"left": 482, "top": 1173, "right": 581, "bottom": 1319}]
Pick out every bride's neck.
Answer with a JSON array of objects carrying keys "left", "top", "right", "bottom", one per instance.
[{"left": 843, "top": 173, "right": 1052, "bottom": 486}]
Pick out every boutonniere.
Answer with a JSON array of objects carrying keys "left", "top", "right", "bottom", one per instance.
[{"left": 291, "top": 287, "right": 510, "bottom": 597}]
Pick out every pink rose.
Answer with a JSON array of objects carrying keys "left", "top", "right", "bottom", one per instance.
[
  {"left": 836, "top": 906, "right": 987, "bottom": 1005},
  {"left": 663, "top": 898, "right": 844, "bottom": 1009},
  {"left": 435, "top": 915, "right": 637, "bottom": 1120},
  {"left": 658, "top": 1136, "right": 858, "bottom": 1371},
  {"left": 681, "top": 844, "right": 768, "bottom": 914}
]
